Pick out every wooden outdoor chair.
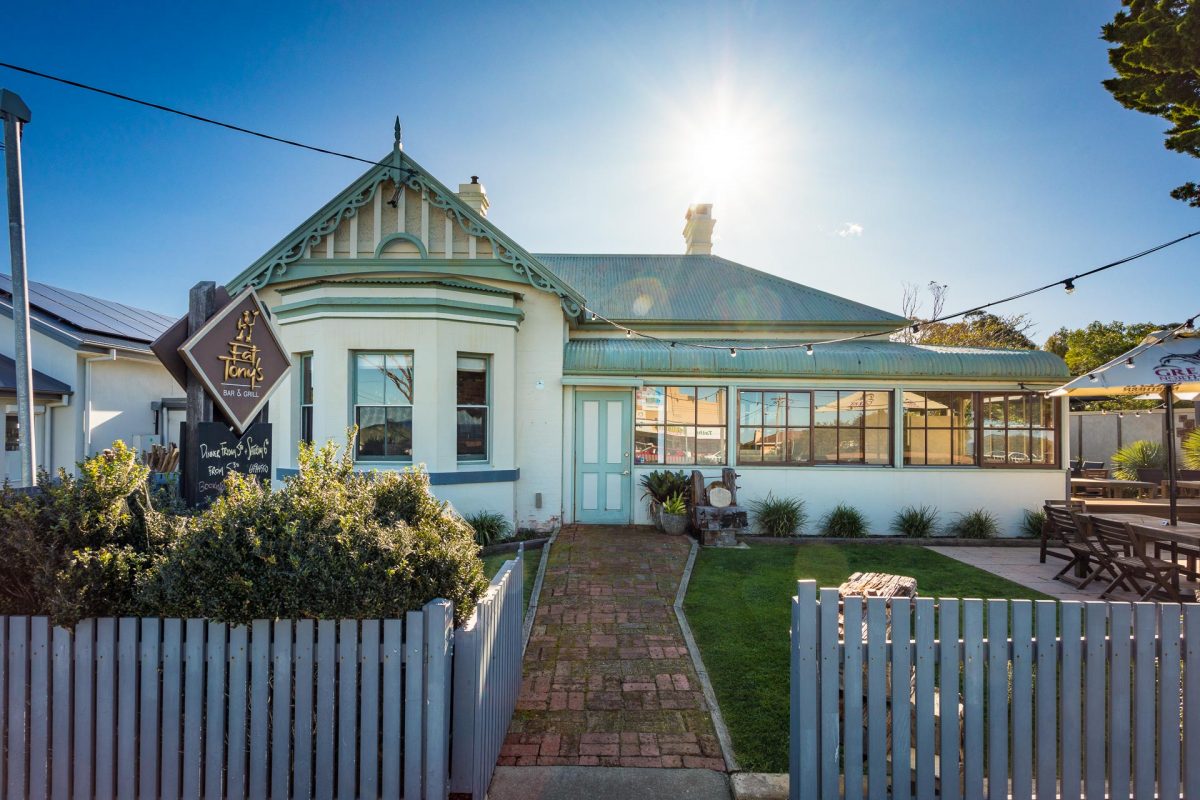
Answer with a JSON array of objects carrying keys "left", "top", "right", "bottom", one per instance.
[
  {"left": 1040, "top": 501, "right": 1083, "bottom": 563},
  {"left": 1084, "top": 516, "right": 1182, "bottom": 601},
  {"left": 1043, "top": 506, "right": 1112, "bottom": 589},
  {"left": 1073, "top": 468, "right": 1110, "bottom": 498}
]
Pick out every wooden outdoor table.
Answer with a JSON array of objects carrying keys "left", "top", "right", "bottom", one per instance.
[
  {"left": 1070, "top": 477, "right": 1158, "bottom": 498},
  {"left": 1090, "top": 513, "right": 1200, "bottom": 579},
  {"left": 1171, "top": 479, "right": 1200, "bottom": 498}
]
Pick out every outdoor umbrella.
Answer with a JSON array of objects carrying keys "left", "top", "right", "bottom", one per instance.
[{"left": 1050, "top": 329, "right": 1200, "bottom": 524}]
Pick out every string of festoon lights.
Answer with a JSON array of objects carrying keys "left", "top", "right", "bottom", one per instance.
[{"left": 580, "top": 230, "right": 1200, "bottom": 367}]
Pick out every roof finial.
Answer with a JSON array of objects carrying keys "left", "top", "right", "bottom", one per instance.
[{"left": 393, "top": 116, "right": 403, "bottom": 151}]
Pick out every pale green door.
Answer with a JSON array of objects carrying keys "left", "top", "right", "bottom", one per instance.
[{"left": 574, "top": 391, "right": 632, "bottom": 523}]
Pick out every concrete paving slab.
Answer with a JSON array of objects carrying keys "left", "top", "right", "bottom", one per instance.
[
  {"left": 730, "top": 772, "right": 789, "bottom": 800},
  {"left": 488, "top": 765, "right": 732, "bottom": 800}
]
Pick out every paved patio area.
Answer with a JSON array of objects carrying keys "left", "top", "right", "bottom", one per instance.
[
  {"left": 500, "top": 525, "right": 725, "bottom": 770},
  {"left": 925, "top": 545, "right": 1147, "bottom": 601}
]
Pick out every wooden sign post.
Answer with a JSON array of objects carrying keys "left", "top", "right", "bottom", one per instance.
[{"left": 184, "top": 281, "right": 216, "bottom": 506}]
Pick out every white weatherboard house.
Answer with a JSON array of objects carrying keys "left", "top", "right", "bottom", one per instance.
[
  {"left": 0, "top": 275, "right": 181, "bottom": 485},
  {"left": 228, "top": 138, "right": 1071, "bottom": 535}
]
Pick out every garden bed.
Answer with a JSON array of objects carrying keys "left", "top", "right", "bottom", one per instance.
[
  {"left": 737, "top": 534, "right": 1040, "bottom": 547},
  {"left": 682, "top": 542, "right": 1049, "bottom": 773}
]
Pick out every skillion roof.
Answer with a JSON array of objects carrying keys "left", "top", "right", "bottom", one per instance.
[
  {"left": 0, "top": 274, "right": 174, "bottom": 352},
  {"left": 536, "top": 254, "right": 906, "bottom": 327},
  {"left": 563, "top": 338, "right": 1070, "bottom": 382}
]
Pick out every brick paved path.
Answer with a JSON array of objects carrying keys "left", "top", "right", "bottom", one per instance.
[{"left": 500, "top": 525, "right": 725, "bottom": 770}]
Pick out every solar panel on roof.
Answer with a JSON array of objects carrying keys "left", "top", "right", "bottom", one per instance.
[{"left": 0, "top": 274, "right": 174, "bottom": 343}]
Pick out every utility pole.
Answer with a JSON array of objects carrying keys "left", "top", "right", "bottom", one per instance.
[{"left": 1, "top": 89, "right": 35, "bottom": 487}]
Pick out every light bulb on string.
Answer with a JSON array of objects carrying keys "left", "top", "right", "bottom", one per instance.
[
  {"left": 805, "top": 344, "right": 814, "bottom": 356},
  {"left": 625, "top": 329, "right": 632, "bottom": 339},
  {"left": 1087, "top": 373, "right": 1098, "bottom": 382},
  {"left": 1064, "top": 279, "right": 1075, "bottom": 294},
  {"left": 729, "top": 348, "right": 737, "bottom": 358},
  {"left": 1125, "top": 357, "right": 1135, "bottom": 369}
]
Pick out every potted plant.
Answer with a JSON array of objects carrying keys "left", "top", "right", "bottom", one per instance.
[
  {"left": 639, "top": 470, "right": 690, "bottom": 530},
  {"left": 660, "top": 492, "right": 689, "bottom": 536}
]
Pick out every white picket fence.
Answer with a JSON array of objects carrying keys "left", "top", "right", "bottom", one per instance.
[
  {"left": 0, "top": 547, "right": 527, "bottom": 800},
  {"left": 451, "top": 546, "right": 525, "bottom": 798},
  {"left": 790, "top": 580, "right": 1200, "bottom": 800}
]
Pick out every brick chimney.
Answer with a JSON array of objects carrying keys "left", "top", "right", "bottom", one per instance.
[
  {"left": 457, "top": 176, "right": 490, "bottom": 216},
  {"left": 683, "top": 203, "right": 714, "bottom": 255}
]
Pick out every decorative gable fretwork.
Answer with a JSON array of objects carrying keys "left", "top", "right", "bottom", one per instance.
[{"left": 229, "top": 152, "right": 584, "bottom": 317}]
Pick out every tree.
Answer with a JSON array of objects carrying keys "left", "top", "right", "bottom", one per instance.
[
  {"left": 1102, "top": 1, "right": 1200, "bottom": 207},
  {"left": 898, "top": 282, "right": 1035, "bottom": 349},
  {"left": 1047, "top": 320, "right": 1164, "bottom": 376}
]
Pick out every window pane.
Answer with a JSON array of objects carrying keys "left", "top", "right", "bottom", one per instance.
[
  {"left": 838, "top": 391, "right": 865, "bottom": 427},
  {"left": 696, "top": 428, "right": 726, "bottom": 465},
  {"left": 904, "top": 392, "right": 927, "bottom": 428},
  {"left": 813, "top": 428, "right": 838, "bottom": 462},
  {"left": 739, "top": 392, "right": 763, "bottom": 427},
  {"left": 666, "top": 387, "right": 697, "bottom": 424},
  {"left": 953, "top": 428, "right": 976, "bottom": 465},
  {"left": 383, "top": 354, "right": 414, "bottom": 405},
  {"left": 1007, "top": 430, "right": 1030, "bottom": 464},
  {"left": 982, "top": 430, "right": 1007, "bottom": 463},
  {"left": 861, "top": 391, "right": 890, "bottom": 427},
  {"left": 838, "top": 428, "right": 865, "bottom": 463},
  {"left": 762, "top": 392, "right": 787, "bottom": 427},
  {"left": 1007, "top": 395, "right": 1027, "bottom": 427},
  {"left": 356, "top": 406, "right": 386, "bottom": 457},
  {"left": 664, "top": 425, "right": 695, "bottom": 464},
  {"left": 635, "top": 424, "right": 662, "bottom": 465},
  {"left": 1030, "top": 395, "right": 1055, "bottom": 428},
  {"left": 457, "top": 358, "right": 487, "bottom": 405},
  {"left": 761, "top": 428, "right": 785, "bottom": 462},
  {"left": 952, "top": 394, "right": 974, "bottom": 427},
  {"left": 982, "top": 395, "right": 1006, "bottom": 427},
  {"left": 738, "top": 427, "right": 764, "bottom": 463},
  {"left": 301, "top": 355, "right": 313, "bottom": 405},
  {"left": 786, "top": 429, "right": 811, "bottom": 463},
  {"left": 904, "top": 428, "right": 925, "bottom": 465},
  {"left": 356, "top": 354, "right": 386, "bottom": 405},
  {"left": 384, "top": 407, "right": 413, "bottom": 458},
  {"left": 696, "top": 387, "right": 725, "bottom": 426},
  {"left": 864, "top": 428, "right": 890, "bottom": 465},
  {"left": 786, "top": 392, "right": 811, "bottom": 427},
  {"left": 457, "top": 407, "right": 487, "bottom": 460},
  {"left": 1030, "top": 429, "right": 1055, "bottom": 465},
  {"left": 926, "top": 429, "right": 952, "bottom": 465},
  {"left": 301, "top": 407, "right": 313, "bottom": 444},
  {"left": 813, "top": 391, "right": 839, "bottom": 427},
  {"left": 636, "top": 387, "right": 665, "bottom": 423}
]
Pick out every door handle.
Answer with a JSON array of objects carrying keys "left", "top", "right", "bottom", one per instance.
[{"left": 622, "top": 470, "right": 630, "bottom": 476}]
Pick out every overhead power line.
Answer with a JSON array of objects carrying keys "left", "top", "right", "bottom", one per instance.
[{"left": 3, "top": 61, "right": 1199, "bottom": 361}]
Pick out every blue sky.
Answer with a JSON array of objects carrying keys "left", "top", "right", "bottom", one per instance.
[{"left": 2, "top": 1, "right": 1198, "bottom": 339}]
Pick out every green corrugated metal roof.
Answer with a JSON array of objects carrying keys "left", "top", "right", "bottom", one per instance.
[
  {"left": 563, "top": 338, "right": 1070, "bottom": 381},
  {"left": 535, "top": 254, "right": 906, "bottom": 325},
  {"left": 276, "top": 277, "right": 521, "bottom": 297}
]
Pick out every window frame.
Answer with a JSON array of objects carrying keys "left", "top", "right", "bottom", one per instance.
[
  {"left": 298, "top": 353, "right": 314, "bottom": 445},
  {"left": 456, "top": 353, "right": 490, "bottom": 463},
  {"left": 736, "top": 388, "right": 894, "bottom": 467},
  {"left": 635, "top": 385, "right": 728, "bottom": 467},
  {"left": 902, "top": 389, "right": 1060, "bottom": 469},
  {"left": 351, "top": 350, "right": 415, "bottom": 462}
]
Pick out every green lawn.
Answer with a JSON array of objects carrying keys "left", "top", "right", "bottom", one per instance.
[
  {"left": 683, "top": 543, "right": 1050, "bottom": 773},
  {"left": 482, "top": 543, "right": 543, "bottom": 611}
]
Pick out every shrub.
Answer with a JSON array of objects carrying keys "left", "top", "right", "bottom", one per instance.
[
  {"left": 639, "top": 470, "right": 691, "bottom": 506},
  {"left": 1184, "top": 429, "right": 1200, "bottom": 470},
  {"left": 464, "top": 510, "right": 512, "bottom": 547},
  {"left": 821, "top": 503, "right": 867, "bottom": 537},
  {"left": 145, "top": 438, "right": 487, "bottom": 626},
  {"left": 1111, "top": 439, "right": 1164, "bottom": 480},
  {"left": 0, "top": 442, "right": 176, "bottom": 625},
  {"left": 661, "top": 492, "right": 688, "bottom": 516},
  {"left": 748, "top": 494, "right": 807, "bottom": 537},
  {"left": 1020, "top": 509, "right": 1046, "bottom": 539},
  {"left": 891, "top": 505, "right": 939, "bottom": 538},
  {"left": 949, "top": 508, "right": 999, "bottom": 539}
]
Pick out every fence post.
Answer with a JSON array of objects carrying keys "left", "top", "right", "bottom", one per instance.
[
  {"left": 450, "top": 606, "right": 480, "bottom": 795},
  {"left": 791, "top": 580, "right": 818, "bottom": 800},
  {"left": 424, "top": 599, "right": 454, "bottom": 800}
]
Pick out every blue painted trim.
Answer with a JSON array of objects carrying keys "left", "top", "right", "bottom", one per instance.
[{"left": 274, "top": 466, "right": 520, "bottom": 485}]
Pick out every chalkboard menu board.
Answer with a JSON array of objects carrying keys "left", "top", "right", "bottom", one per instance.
[{"left": 186, "top": 421, "right": 272, "bottom": 504}]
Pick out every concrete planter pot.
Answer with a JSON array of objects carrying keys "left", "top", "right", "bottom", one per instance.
[{"left": 660, "top": 512, "right": 688, "bottom": 536}]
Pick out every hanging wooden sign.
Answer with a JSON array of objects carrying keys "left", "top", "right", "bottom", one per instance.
[{"left": 177, "top": 289, "right": 291, "bottom": 434}]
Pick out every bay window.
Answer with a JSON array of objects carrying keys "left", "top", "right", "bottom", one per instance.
[
  {"left": 635, "top": 386, "right": 727, "bottom": 465},
  {"left": 354, "top": 352, "right": 413, "bottom": 460}
]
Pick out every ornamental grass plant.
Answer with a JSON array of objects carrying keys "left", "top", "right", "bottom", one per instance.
[
  {"left": 821, "top": 503, "right": 868, "bottom": 538},
  {"left": 748, "top": 494, "right": 807, "bottom": 537},
  {"left": 890, "top": 504, "right": 939, "bottom": 538}
]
